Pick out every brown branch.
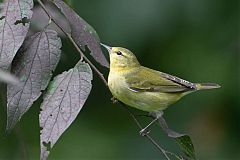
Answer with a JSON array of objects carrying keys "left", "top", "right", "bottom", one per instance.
[
  {"left": 37, "top": 0, "right": 169, "bottom": 159},
  {"left": 37, "top": 0, "right": 108, "bottom": 87},
  {"left": 120, "top": 104, "right": 170, "bottom": 160}
]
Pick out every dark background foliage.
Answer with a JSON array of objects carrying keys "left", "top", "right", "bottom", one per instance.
[{"left": 0, "top": 0, "right": 239, "bottom": 159}]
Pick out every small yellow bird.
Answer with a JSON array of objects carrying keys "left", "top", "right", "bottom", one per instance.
[{"left": 101, "top": 44, "right": 220, "bottom": 134}]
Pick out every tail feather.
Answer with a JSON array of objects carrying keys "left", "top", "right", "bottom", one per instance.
[{"left": 196, "top": 83, "right": 221, "bottom": 90}]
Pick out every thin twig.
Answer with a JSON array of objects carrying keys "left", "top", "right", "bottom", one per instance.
[
  {"left": 165, "top": 151, "right": 184, "bottom": 160},
  {"left": 37, "top": 0, "right": 169, "bottom": 159},
  {"left": 121, "top": 105, "right": 170, "bottom": 160},
  {"left": 37, "top": 0, "right": 108, "bottom": 87}
]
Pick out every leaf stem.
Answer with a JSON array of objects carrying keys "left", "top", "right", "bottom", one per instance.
[
  {"left": 37, "top": 0, "right": 169, "bottom": 159},
  {"left": 36, "top": 0, "right": 108, "bottom": 87}
]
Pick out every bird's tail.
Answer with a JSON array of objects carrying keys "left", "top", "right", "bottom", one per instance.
[{"left": 196, "top": 83, "right": 221, "bottom": 90}]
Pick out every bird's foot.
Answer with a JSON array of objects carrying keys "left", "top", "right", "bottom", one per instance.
[
  {"left": 111, "top": 97, "right": 118, "bottom": 104},
  {"left": 139, "top": 128, "right": 150, "bottom": 136}
]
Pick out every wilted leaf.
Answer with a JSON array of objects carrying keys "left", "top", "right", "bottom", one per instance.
[
  {"left": 158, "top": 117, "right": 196, "bottom": 160},
  {"left": 40, "top": 61, "right": 92, "bottom": 160},
  {"left": 31, "top": 2, "right": 71, "bottom": 37},
  {"left": 0, "top": 0, "right": 33, "bottom": 69},
  {"left": 54, "top": 0, "right": 109, "bottom": 68},
  {"left": 0, "top": 69, "right": 19, "bottom": 85},
  {"left": 7, "top": 30, "right": 61, "bottom": 131}
]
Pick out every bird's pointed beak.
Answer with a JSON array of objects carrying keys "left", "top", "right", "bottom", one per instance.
[{"left": 100, "top": 43, "right": 112, "bottom": 53}]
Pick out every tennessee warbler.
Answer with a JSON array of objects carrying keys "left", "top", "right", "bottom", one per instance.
[{"left": 101, "top": 44, "right": 220, "bottom": 135}]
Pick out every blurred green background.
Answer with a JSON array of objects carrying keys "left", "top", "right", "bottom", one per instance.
[{"left": 0, "top": 0, "right": 239, "bottom": 159}]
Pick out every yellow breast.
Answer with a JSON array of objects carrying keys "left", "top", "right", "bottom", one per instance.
[
  {"left": 108, "top": 71, "right": 127, "bottom": 98},
  {"left": 108, "top": 70, "right": 181, "bottom": 112}
]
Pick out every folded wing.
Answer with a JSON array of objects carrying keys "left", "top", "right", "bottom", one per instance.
[{"left": 126, "top": 67, "right": 196, "bottom": 93}]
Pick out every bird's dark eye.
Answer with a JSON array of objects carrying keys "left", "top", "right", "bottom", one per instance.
[{"left": 116, "top": 51, "right": 122, "bottom": 55}]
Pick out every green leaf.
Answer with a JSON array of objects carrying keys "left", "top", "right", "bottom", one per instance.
[
  {"left": 158, "top": 116, "right": 196, "bottom": 160},
  {"left": 7, "top": 30, "right": 61, "bottom": 131},
  {"left": 175, "top": 135, "right": 196, "bottom": 159},
  {"left": 40, "top": 61, "right": 93, "bottom": 160},
  {"left": 0, "top": 0, "right": 33, "bottom": 69},
  {"left": 53, "top": 0, "right": 109, "bottom": 68}
]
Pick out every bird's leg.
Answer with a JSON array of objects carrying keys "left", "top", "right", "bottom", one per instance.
[
  {"left": 150, "top": 110, "right": 164, "bottom": 119},
  {"left": 139, "top": 111, "right": 164, "bottom": 136},
  {"left": 139, "top": 118, "right": 158, "bottom": 136}
]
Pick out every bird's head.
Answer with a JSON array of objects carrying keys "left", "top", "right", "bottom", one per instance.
[{"left": 101, "top": 44, "right": 140, "bottom": 70}]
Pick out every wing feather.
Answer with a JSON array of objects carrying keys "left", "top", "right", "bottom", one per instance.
[{"left": 125, "top": 67, "right": 196, "bottom": 93}]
